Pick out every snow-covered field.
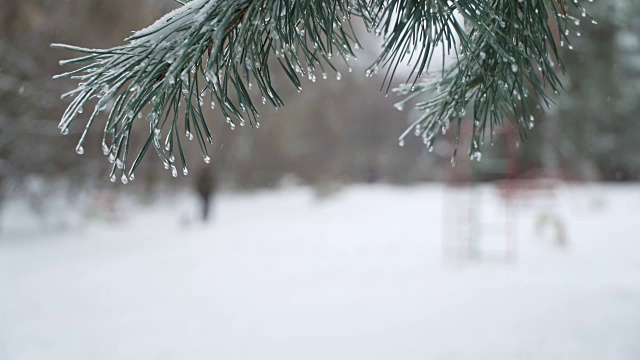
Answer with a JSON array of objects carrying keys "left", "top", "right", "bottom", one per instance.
[{"left": 1, "top": 183, "right": 639, "bottom": 360}]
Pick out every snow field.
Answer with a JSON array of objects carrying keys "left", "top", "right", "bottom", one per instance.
[{"left": 1, "top": 184, "right": 639, "bottom": 359}]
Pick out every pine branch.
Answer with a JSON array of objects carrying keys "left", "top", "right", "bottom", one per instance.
[
  {"left": 53, "top": 0, "right": 590, "bottom": 181},
  {"left": 53, "top": 0, "right": 363, "bottom": 182},
  {"left": 392, "top": 0, "right": 590, "bottom": 165}
]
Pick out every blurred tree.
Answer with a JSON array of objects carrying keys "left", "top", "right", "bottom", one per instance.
[
  {"left": 0, "top": 1, "right": 82, "bottom": 205},
  {"left": 556, "top": 0, "right": 640, "bottom": 180}
]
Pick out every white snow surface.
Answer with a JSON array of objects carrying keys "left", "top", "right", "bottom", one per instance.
[{"left": 1, "top": 184, "right": 640, "bottom": 359}]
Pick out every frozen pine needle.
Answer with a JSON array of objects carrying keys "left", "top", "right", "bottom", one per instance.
[{"left": 53, "top": 0, "right": 591, "bottom": 174}]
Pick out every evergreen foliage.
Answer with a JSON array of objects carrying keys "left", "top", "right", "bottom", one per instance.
[{"left": 53, "top": 0, "right": 589, "bottom": 181}]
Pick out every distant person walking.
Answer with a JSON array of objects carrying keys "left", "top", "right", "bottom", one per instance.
[{"left": 195, "top": 165, "right": 217, "bottom": 221}]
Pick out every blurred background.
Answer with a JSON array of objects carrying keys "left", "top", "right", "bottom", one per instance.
[{"left": 1, "top": 1, "right": 639, "bottom": 359}]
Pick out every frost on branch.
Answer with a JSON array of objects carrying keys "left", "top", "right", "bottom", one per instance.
[
  {"left": 391, "top": 0, "right": 590, "bottom": 164},
  {"left": 53, "top": 0, "right": 361, "bottom": 182},
  {"left": 53, "top": 0, "right": 591, "bottom": 181}
]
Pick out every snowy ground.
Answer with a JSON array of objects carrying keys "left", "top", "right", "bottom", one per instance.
[{"left": 1, "top": 183, "right": 639, "bottom": 360}]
